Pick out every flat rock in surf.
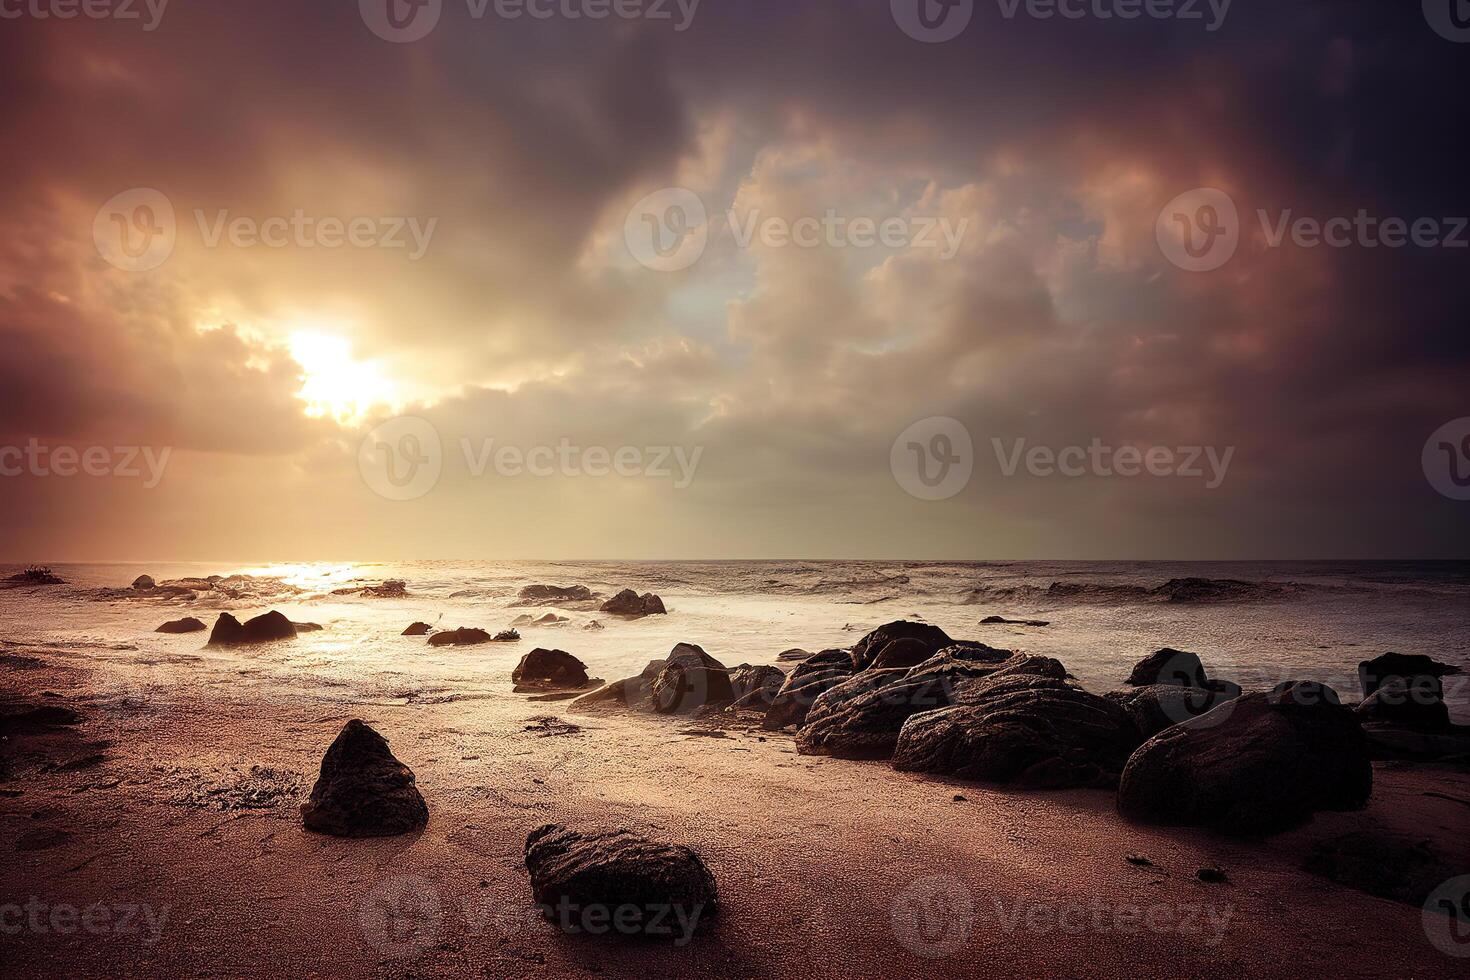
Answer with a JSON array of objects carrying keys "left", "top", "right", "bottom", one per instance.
[
  {"left": 600, "top": 589, "right": 667, "bottom": 617},
  {"left": 207, "top": 611, "right": 296, "bottom": 646},
  {"left": 524, "top": 824, "right": 718, "bottom": 941},
  {"left": 300, "top": 720, "right": 428, "bottom": 838},
  {"left": 427, "top": 627, "right": 494, "bottom": 646},
  {"left": 513, "top": 648, "right": 593, "bottom": 692},
  {"left": 980, "top": 616, "right": 1051, "bottom": 627},
  {"left": 156, "top": 617, "right": 207, "bottom": 634},
  {"left": 518, "top": 584, "right": 594, "bottom": 605}
]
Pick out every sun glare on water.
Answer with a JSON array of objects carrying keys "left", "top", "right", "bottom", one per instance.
[{"left": 289, "top": 331, "right": 398, "bottom": 424}]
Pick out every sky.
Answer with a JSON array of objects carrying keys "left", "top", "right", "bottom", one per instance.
[{"left": 0, "top": 0, "right": 1467, "bottom": 561}]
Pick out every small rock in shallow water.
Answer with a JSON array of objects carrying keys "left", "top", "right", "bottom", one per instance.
[
  {"left": 427, "top": 627, "right": 493, "bottom": 647},
  {"left": 524, "top": 824, "right": 718, "bottom": 942},
  {"left": 402, "top": 622, "right": 433, "bottom": 636},
  {"left": 156, "top": 617, "right": 207, "bottom": 634},
  {"left": 208, "top": 611, "right": 297, "bottom": 646},
  {"left": 300, "top": 720, "right": 428, "bottom": 838},
  {"left": 513, "top": 649, "right": 592, "bottom": 691}
]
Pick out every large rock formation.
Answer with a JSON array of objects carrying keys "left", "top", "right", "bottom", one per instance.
[
  {"left": 601, "top": 589, "right": 668, "bottom": 617},
  {"left": 572, "top": 660, "right": 667, "bottom": 713},
  {"left": 207, "top": 611, "right": 297, "bottom": 646},
  {"left": 1117, "top": 683, "right": 1372, "bottom": 835},
  {"left": 850, "top": 621, "right": 952, "bottom": 671},
  {"left": 524, "top": 824, "right": 718, "bottom": 941},
  {"left": 761, "top": 651, "right": 856, "bottom": 730},
  {"left": 892, "top": 671, "right": 1142, "bottom": 788},
  {"left": 155, "top": 617, "right": 207, "bottom": 634},
  {"left": 1106, "top": 684, "right": 1238, "bottom": 738},
  {"left": 651, "top": 644, "right": 734, "bottom": 714},
  {"left": 513, "top": 649, "right": 592, "bottom": 692},
  {"left": 300, "top": 720, "right": 429, "bottom": 838}
]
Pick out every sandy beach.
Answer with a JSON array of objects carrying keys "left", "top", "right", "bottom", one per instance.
[{"left": 4, "top": 632, "right": 1468, "bottom": 979}]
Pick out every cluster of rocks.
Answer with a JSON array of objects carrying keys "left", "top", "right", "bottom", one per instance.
[
  {"left": 517, "top": 584, "right": 594, "bottom": 605},
  {"left": 1351, "top": 652, "right": 1466, "bottom": 759},
  {"left": 426, "top": 627, "right": 520, "bottom": 647},
  {"left": 300, "top": 719, "right": 715, "bottom": 940},
  {"left": 207, "top": 611, "right": 309, "bottom": 646},
  {"left": 4, "top": 566, "right": 65, "bottom": 587},
  {"left": 600, "top": 589, "right": 667, "bottom": 617}
]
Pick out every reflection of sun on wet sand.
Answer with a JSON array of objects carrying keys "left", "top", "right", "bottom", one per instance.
[{"left": 4, "top": 591, "right": 1470, "bottom": 977}]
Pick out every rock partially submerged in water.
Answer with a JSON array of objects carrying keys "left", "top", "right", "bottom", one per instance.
[
  {"left": 519, "top": 584, "right": 594, "bottom": 605},
  {"left": 850, "top": 621, "right": 952, "bottom": 671},
  {"left": 132, "top": 574, "right": 156, "bottom": 591},
  {"left": 3, "top": 566, "right": 64, "bottom": 587},
  {"left": 524, "top": 824, "right": 717, "bottom": 940},
  {"left": 1117, "top": 683, "right": 1371, "bottom": 835},
  {"left": 208, "top": 611, "right": 297, "bottom": 646},
  {"left": 427, "top": 627, "right": 493, "bottom": 647},
  {"left": 300, "top": 720, "right": 428, "bottom": 838},
  {"left": 1354, "top": 678, "right": 1450, "bottom": 732},
  {"left": 892, "top": 672, "right": 1141, "bottom": 788},
  {"left": 652, "top": 644, "right": 734, "bottom": 714},
  {"left": 155, "top": 617, "right": 207, "bottom": 634},
  {"left": 514, "top": 649, "right": 592, "bottom": 691},
  {"left": 402, "top": 622, "right": 433, "bottom": 636},
  {"left": 1126, "top": 648, "right": 1209, "bottom": 688},
  {"left": 980, "top": 615, "right": 1051, "bottom": 627},
  {"left": 600, "top": 589, "right": 668, "bottom": 617}
]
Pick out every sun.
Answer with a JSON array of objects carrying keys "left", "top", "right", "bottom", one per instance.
[{"left": 289, "top": 331, "right": 398, "bottom": 424}]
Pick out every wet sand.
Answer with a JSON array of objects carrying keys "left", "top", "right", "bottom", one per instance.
[{"left": 3, "top": 649, "right": 1468, "bottom": 978}]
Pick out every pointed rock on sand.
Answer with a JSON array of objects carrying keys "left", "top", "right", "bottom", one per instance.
[{"left": 300, "top": 720, "right": 428, "bottom": 838}]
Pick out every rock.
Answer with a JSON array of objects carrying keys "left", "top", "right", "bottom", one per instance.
[
  {"left": 362, "top": 580, "right": 408, "bottom": 598},
  {"left": 1196, "top": 867, "right": 1229, "bottom": 884},
  {"left": 155, "top": 617, "right": 207, "bottom": 634},
  {"left": 1126, "top": 648, "right": 1209, "bottom": 688},
  {"left": 4, "top": 566, "right": 64, "bottom": 586},
  {"left": 1358, "top": 652, "right": 1461, "bottom": 698},
  {"left": 776, "top": 648, "right": 813, "bottom": 662},
  {"left": 207, "top": 611, "right": 297, "bottom": 646},
  {"left": 980, "top": 616, "right": 1050, "bottom": 627},
  {"left": 132, "top": 574, "right": 156, "bottom": 591},
  {"left": 572, "top": 660, "right": 666, "bottom": 713},
  {"left": 292, "top": 622, "right": 324, "bottom": 633},
  {"left": 1117, "top": 684, "right": 1372, "bottom": 835},
  {"left": 791, "top": 648, "right": 856, "bottom": 679},
  {"left": 850, "top": 621, "right": 953, "bottom": 671},
  {"left": 729, "top": 665, "right": 786, "bottom": 705},
  {"left": 513, "top": 649, "right": 592, "bottom": 691},
  {"left": 493, "top": 630, "right": 521, "bottom": 642},
  {"left": 797, "top": 653, "right": 1065, "bottom": 760},
  {"left": 869, "top": 637, "right": 935, "bottom": 671},
  {"left": 762, "top": 662, "right": 856, "bottom": 730},
  {"left": 519, "top": 584, "right": 594, "bottom": 604},
  {"left": 300, "top": 720, "right": 429, "bottom": 837},
  {"left": 401, "top": 622, "right": 433, "bottom": 636},
  {"left": 892, "top": 672, "right": 1142, "bottom": 788},
  {"left": 651, "top": 644, "right": 734, "bottom": 714},
  {"left": 1354, "top": 678, "right": 1450, "bottom": 732},
  {"left": 584, "top": 620, "right": 605, "bottom": 631},
  {"left": 1106, "top": 684, "right": 1239, "bottom": 738},
  {"left": 601, "top": 589, "right": 668, "bottom": 617},
  {"left": 427, "top": 628, "right": 493, "bottom": 647},
  {"left": 524, "top": 824, "right": 718, "bottom": 940}
]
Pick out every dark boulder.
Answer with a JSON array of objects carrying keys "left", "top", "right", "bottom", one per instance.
[
  {"left": 300, "top": 720, "right": 429, "bottom": 838},
  {"left": 1117, "top": 684, "right": 1371, "bottom": 835},
  {"left": 1358, "top": 652, "right": 1460, "bottom": 697},
  {"left": 155, "top": 617, "right": 207, "bottom": 634},
  {"left": 514, "top": 649, "right": 592, "bottom": 691},
  {"left": 401, "top": 622, "right": 433, "bottom": 636},
  {"left": 850, "top": 621, "right": 952, "bottom": 671},
  {"left": 1126, "top": 648, "right": 1209, "bottom": 688},
  {"left": 1107, "top": 683, "right": 1239, "bottom": 738},
  {"left": 601, "top": 589, "right": 668, "bottom": 617},
  {"left": 427, "top": 628, "right": 493, "bottom": 647},
  {"left": 869, "top": 637, "right": 935, "bottom": 671},
  {"left": 1354, "top": 678, "right": 1450, "bottom": 732},
  {"left": 651, "top": 644, "right": 734, "bottom": 714},
  {"left": 132, "top": 574, "right": 156, "bottom": 591},
  {"left": 980, "top": 616, "right": 1050, "bottom": 627},
  {"left": 892, "top": 672, "right": 1142, "bottom": 788},
  {"left": 762, "top": 661, "right": 856, "bottom": 731},
  {"left": 207, "top": 611, "right": 297, "bottom": 646},
  {"left": 519, "top": 584, "right": 594, "bottom": 604},
  {"left": 572, "top": 660, "right": 667, "bottom": 713},
  {"left": 524, "top": 824, "right": 717, "bottom": 940},
  {"left": 729, "top": 664, "right": 786, "bottom": 704}
]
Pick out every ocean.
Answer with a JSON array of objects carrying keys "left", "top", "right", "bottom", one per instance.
[{"left": 4, "top": 560, "right": 1468, "bottom": 723}]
